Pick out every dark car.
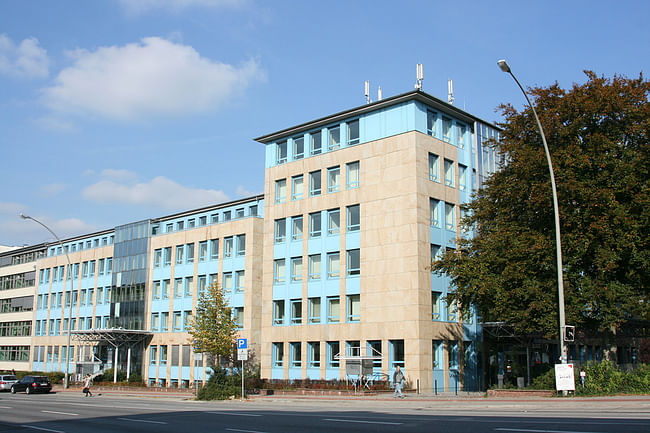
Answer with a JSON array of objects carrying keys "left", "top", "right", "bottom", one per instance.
[{"left": 10, "top": 376, "right": 52, "bottom": 394}]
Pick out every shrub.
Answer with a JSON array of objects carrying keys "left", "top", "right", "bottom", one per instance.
[{"left": 196, "top": 368, "right": 241, "bottom": 400}]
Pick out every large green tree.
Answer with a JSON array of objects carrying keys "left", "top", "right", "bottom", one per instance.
[
  {"left": 187, "top": 281, "right": 238, "bottom": 365},
  {"left": 433, "top": 72, "right": 649, "bottom": 339}
]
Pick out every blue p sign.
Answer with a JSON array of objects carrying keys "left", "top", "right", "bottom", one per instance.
[{"left": 237, "top": 338, "right": 247, "bottom": 349}]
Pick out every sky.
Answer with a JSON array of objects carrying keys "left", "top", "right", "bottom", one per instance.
[{"left": 1, "top": 0, "right": 648, "bottom": 247}]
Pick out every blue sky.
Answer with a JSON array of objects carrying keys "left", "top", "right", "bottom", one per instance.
[{"left": 1, "top": 0, "right": 648, "bottom": 246}]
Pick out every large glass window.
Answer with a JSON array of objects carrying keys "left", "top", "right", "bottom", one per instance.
[
  {"left": 327, "top": 296, "right": 340, "bottom": 323},
  {"left": 309, "top": 212, "right": 321, "bottom": 238},
  {"left": 309, "top": 170, "right": 321, "bottom": 196},
  {"left": 292, "top": 175, "right": 304, "bottom": 200},
  {"left": 432, "top": 340, "right": 442, "bottom": 368},
  {"left": 327, "top": 208, "right": 340, "bottom": 235},
  {"left": 347, "top": 119, "right": 359, "bottom": 145},
  {"left": 346, "top": 161, "right": 359, "bottom": 189},
  {"left": 346, "top": 249, "right": 360, "bottom": 276},
  {"left": 293, "top": 136, "right": 304, "bottom": 159},
  {"left": 429, "top": 153, "right": 439, "bottom": 182},
  {"left": 308, "top": 254, "right": 321, "bottom": 280},
  {"left": 328, "top": 125, "right": 340, "bottom": 150},
  {"left": 327, "top": 252, "right": 340, "bottom": 278},
  {"left": 276, "top": 141, "right": 287, "bottom": 164},
  {"left": 327, "top": 166, "right": 340, "bottom": 192},
  {"left": 273, "top": 259, "right": 286, "bottom": 284},
  {"left": 291, "top": 216, "right": 303, "bottom": 241},
  {"left": 347, "top": 294, "right": 360, "bottom": 322},
  {"left": 390, "top": 339, "right": 405, "bottom": 368},
  {"left": 449, "top": 341, "right": 459, "bottom": 369},
  {"left": 291, "top": 257, "right": 303, "bottom": 282},
  {"left": 273, "top": 300, "right": 285, "bottom": 325},
  {"left": 275, "top": 218, "right": 286, "bottom": 243},
  {"left": 310, "top": 130, "right": 322, "bottom": 155},
  {"left": 308, "top": 297, "right": 321, "bottom": 323},
  {"left": 275, "top": 178, "right": 287, "bottom": 203}
]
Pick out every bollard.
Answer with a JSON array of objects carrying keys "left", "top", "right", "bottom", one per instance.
[{"left": 434, "top": 379, "right": 437, "bottom": 395}]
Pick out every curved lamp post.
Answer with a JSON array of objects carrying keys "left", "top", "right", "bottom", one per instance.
[
  {"left": 497, "top": 59, "right": 567, "bottom": 364},
  {"left": 20, "top": 213, "right": 75, "bottom": 387}
]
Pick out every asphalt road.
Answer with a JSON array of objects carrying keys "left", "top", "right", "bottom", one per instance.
[{"left": 1, "top": 392, "right": 649, "bottom": 433}]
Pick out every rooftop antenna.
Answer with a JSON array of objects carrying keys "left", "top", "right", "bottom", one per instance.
[
  {"left": 415, "top": 63, "right": 423, "bottom": 90},
  {"left": 447, "top": 79, "right": 455, "bottom": 105},
  {"left": 364, "top": 80, "right": 371, "bottom": 104},
  {"left": 377, "top": 85, "right": 383, "bottom": 101}
]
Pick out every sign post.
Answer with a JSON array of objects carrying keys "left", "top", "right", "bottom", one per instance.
[{"left": 237, "top": 338, "right": 248, "bottom": 401}]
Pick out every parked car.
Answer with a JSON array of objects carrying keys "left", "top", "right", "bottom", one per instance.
[
  {"left": 0, "top": 375, "right": 18, "bottom": 391},
  {"left": 10, "top": 376, "right": 52, "bottom": 394}
]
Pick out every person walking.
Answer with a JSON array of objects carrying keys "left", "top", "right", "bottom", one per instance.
[
  {"left": 83, "top": 374, "right": 93, "bottom": 397},
  {"left": 393, "top": 365, "right": 405, "bottom": 398}
]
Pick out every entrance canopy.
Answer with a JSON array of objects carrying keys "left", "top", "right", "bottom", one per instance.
[{"left": 70, "top": 328, "right": 152, "bottom": 348}]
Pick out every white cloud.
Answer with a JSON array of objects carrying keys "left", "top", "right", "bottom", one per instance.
[
  {"left": 0, "top": 201, "right": 25, "bottom": 215},
  {"left": 0, "top": 34, "right": 49, "bottom": 78},
  {"left": 235, "top": 185, "right": 258, "bottom": 197},
  {"left": 118, "top": 0, "right": 245, "bottom": 15},
  {"left": 41, "top": 37, "right": 264, "bottom": 121},
  {"left": 82, "top": 175, "right": 229, "bottom": 210}
]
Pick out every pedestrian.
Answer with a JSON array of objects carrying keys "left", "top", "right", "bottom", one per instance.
[
  {"left": 393, "top": 365, "right": 405, "bottom": 398},
  {"left": 83, "top": 374, "right": 93, "bottom": 397}
]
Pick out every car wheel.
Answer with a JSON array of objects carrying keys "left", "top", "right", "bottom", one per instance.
[
  {"left": 10, "top": 387, "right": 16, "bottom": 394},
  {"left": 25, "top": 386, "right": 32, "bottom": 395}
]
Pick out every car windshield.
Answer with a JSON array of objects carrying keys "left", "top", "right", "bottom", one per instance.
[
  {"left": 35, "top": 377, "right": 49, "bottom": 383},
  {"left": 3, "top": 376, "right": 17, "bottom": 380}
]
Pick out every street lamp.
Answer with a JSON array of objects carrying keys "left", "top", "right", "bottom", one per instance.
[
  {"left": 497, "top": 59, "right": 567, "bottom": 364},
  {"left": 20, "top": 213, "right": 75, "bottom": 387}
]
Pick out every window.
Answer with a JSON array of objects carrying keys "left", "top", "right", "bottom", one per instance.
[
  {"left": 188, "top": 218, "right": 195, "bottom": 228},
  {"left": 327, "top": 296, "right": 340, "bottom": 323},
  {"left": 449, "top": 341, "right": 459, "bottom": 369},
  {"left": 166, "top": 223, "right": 173, "bottom": 233},
  {"left": 162, "top": 280, "right": 170, "bottom": 299},
  {"left": 432, "top": 291, "right": 442, "bottom": 320},
  {"left": 308, "top": 254, "right": 321, "bottom": 280},
  {"left": 184, "top": 311, "right": 193, "bottom": 329},
  {"left": 186, "top": 243, "right": 194, "bottom": 263},
  {"left": 199, "top": 216, "right": 207, "bottom": 226},
  {"left": 309, "top": 170, "right": 321, "bottom": 196},
  {"left": 235, "top": 270, "right": 245, "bottom": 292},
  {"left": 431, "top": 244, "right": 441, "bottom": 262},
  {"left": 273, "top": 342, "right": 284, "bottom": 367},
  {"left": 390, "top": 339, "right": 405, "bottom": 368},
  {"left": 308, "top": 297, "right": 321, "bottom": 323},
  {"left": 174, "top": 278, "right": 182, "bottom": 298},
  {"left": 211, "top": 213, "right": 219, "bottom": 224},
  {"left": 161, "top": 312, "right": 169, "bottom": 332},
  {"left": 173, "top": 312, "right": 182, "bottom": 331},
  {"left": 427, "top": 110, "right": 437, "bottom": 136},
  {"left": 290, "top": 299, "right": 302, "bottom": 324},
  {"left": 447, "top": 298, "right": 458, "bottom": 321},
  {"left": 97, "top": 287, "right": 103, "bottom": 304},
  {"left": 275, "top": 178, "right": 287, "bottom": 203},
  {"left": 458, "top": 164, "right": 467, "bottom": 191},
  {"left": 430, "top": 199, "right": 440, "bottom": 227},
  {"left": 310, "top": 130, "right": 322, "bottom": 155},
  {"left": 273, "top": 259, "right": 286, "bottom": 284},
  {"left": 444, "top": 159, "right": 454, "bottom": 187},
  {"left": 327, "top": 341, "right": 340, "bottom": 367},
  {"left": 442, "top": 117, "right": 452, "bottom": 142},
  {"left": 368, "top": 340, "right": 382, "bottom": 367},
  {"left": 346, "top": 249, "right": 360, "bottom": 276},
  {"left": 210, "top": 239, "right": 219, "bottom": 260},
  {"left": 291, "top": 257, "right": 302, "bottom": 282},
  {"left": 429, "top": 153, "right": 439, "bottom": 182},
  {"left": 178, "top": 221, "right": 185, "bottom": 231},
  {"left": 199, "top": 241, "right": 208, "bottom": 262},
  {"left": 309, "top": 212, "right": 321, "bottom": 238},
  {"left": 152, "top": 281, "right": 161, "bottom": 300},
  {"left": 456, "top": 123, "right": 466, "bottom": 148},
  {"left": 236, "top": 234, "right": 246, "bottom": 256},
  {"left": 223, "top": 272, "right": 233, "bottom": 292},
  {"left": 293, "top": 136, "right": 304, "bottom": 159},
  {"left": 328, "top": 125, "right": 340, "bottom": 150},
  {"left": 226, "top": 211, "right": 234, "bottom": 222},
  {"left": 163, "top": 247, "right": 172, "bottom": 266},
  {"left": 184, "top": 277, "right": 193, "bottom": 297},
  {"left": 273, "top": 300, "right": 285, "bottom": 325},
  {"left": 276, "top": 140, "right": 287, "bottom": 164},
  {"left": 234, "top": 307, "right": 244, "bottom": 328},
  {"left": 308, "top": 342, "right": 320, "bottom": 368},
  {"left": 327, "top": 208, "right": 340, "bottom": 235},
  {"left": 235, "top": 208, "right": 244, "bottom": 219},
  {"left": 432, "top": 340, "right": 442, "bottom": 368},
  {"left": 290, "top": 342, "right": 301, "bottom": 367},
  {"left": 274, "top": 218, "right": 286, "bottom": 243},
  {"left": 327, "top": 252, "right": 340, "bottom": 278},
  {"left": 327, "top": 166, "right": 340, "bottom": 192},
  {"left": 150, "top": 346, "right": 158, "bottom": 364},
  {"left": 347, "top": 204, "right": 360, "bottom": 231},
  {"left": 224, "top": 237, "right": 233, "bottom": 258},
  {"left": 292, "top": 175, "right": 304, "bottom": 200},
  {"left": 347, "top": 294, "right": 360, "bottom": 322},
  {"left": 160, "top": 345, "right": 168, "bottom": 364},
  {"left": 291, "top": 216, "right": 303, "bottom": 241},
  {"left": 250, "top": 205, "right": 258, "bottom": 216},
  {"left": 198, "top": 275, "right": 207, "bottom": 294},
  {"left": 445, "top": 202, "right": 455, "bottom": 230},
  {"left": 346, "top": 161, "right": 359, "bottom": 189},
  {"left": 347, "top": 119, "right": 359, "bottom": 145},
  {"left": 82, "top": 261, "right": 88, "bottom": 278}
]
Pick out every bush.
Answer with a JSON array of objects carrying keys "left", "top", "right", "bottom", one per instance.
[
  {"left": 14, "top": 371, "right": 65, "bottom": 384},
  {"left": 196, "top": 368, "right": 241, "bottom": 400}
]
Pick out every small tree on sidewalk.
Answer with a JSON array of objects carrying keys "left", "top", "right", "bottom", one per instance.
[{"left": 187, "top": 281, "right": 237, "bottom": 367}]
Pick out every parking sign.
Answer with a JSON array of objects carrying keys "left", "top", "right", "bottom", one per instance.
[{"left": 237, "top": 338, "right": 247, "bottom": 349}]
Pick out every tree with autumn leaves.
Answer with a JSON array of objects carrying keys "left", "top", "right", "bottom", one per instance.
[{"left": 433, "top": 72, "right": 649, "bottom": 344}]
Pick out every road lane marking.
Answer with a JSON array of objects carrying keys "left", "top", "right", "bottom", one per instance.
[
  {"left": 21, "top": 426, "right": 64, "bottom": 433},
  {"left": 226, "top": 429, "right": 268, "bottom": 433},
  {"left": 0, "top": 406, "right": 12, "bottom": 408},
  {"left": 117, "top": 417, "right": 167, "bottom": 424},
  {"left": 324, "top": 418, "right": 403, "bottom": 425},
  {"left": 208, "top": 411, "right": 262, "bottom": 417},
  {"left": 495, "top": 428, "right": 604, "bottom": 433},
  {"left": 41, "top": 410, "right": 78, "bottom": 416}
]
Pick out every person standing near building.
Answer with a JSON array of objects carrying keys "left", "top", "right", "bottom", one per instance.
[
  {"left": 83, "top": 374, "right": 93, "bottom": 397},
  {"left": 393, "top": 365, "right": 405, "bottom": 398}
]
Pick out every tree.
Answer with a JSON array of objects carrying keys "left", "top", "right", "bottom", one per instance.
[
  {"left": 433, "top": 72, "right": 649, "bottom": 339},
  {"left": 187, "top": 281, "right": 238, "bottom": 366}
]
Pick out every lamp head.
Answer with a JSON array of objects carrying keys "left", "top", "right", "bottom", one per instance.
[
  {"left": 497, "top": 59, "right": 511, "bottom": 73},
  {"left": 20, "top": 213, "right": 29, "bottom": 220}
]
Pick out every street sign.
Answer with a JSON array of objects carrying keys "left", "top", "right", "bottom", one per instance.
[
  {"left": 237, "top": 348, "right": 248, "bottom": 361},
  {"left": 237, "top": 338, "right": 247, "bottom": 349},
  {"left": 554, "top": 363, "right": 575, "bottom": 391}
]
